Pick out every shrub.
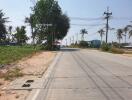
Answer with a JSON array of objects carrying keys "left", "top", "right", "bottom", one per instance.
[
  {"left": 79, "top": 41, "right": 89, "bottom": 48},
  {"left": 110, "top": 47, "right": 125, "bottom": 54},
  {"left": 101, "top": 42, "right": 111, "bottom": 51}
]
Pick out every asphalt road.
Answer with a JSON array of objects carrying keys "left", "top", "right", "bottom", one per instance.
[{"left": 34, "top": 48, "right": 132, "bottom": 100}]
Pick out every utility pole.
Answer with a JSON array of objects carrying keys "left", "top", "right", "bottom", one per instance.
[{"left": 104, "top": 7, "right": 112, "bottom": 43}]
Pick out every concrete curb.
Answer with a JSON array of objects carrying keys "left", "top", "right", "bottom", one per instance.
[{"left": 26, "top": 52, "right": 62, "bottom": 100}]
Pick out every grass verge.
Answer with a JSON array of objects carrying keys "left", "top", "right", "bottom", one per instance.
[{"left": 0, "top": 45, "right": 41, "bottom": 64}]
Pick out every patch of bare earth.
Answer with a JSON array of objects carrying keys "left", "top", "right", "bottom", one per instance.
[
  {"left": 122, "top": 54, "right": 132, "bottom": 57},
  {"left": 0, "top": 51, "right": 56, "bottom": 100}
]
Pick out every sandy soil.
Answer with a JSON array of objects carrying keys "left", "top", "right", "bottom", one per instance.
[
  {"left": 123, "top": 54, "right": 132, "bottom": 57},
  {"left": 0, "top": 51, "right": 56, "bottom": 100}
]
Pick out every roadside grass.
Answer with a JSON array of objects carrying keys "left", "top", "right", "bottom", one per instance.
[
  {"left": 109, "top": 47, "right": 125, "bottom": 54},
  {"left": 0, "top": 67, "right": 23, "bottom": 80},
  {"left": 0, "top": 45, "right": 42, "bottom": 64}
]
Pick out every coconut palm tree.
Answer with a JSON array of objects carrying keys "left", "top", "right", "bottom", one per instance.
[
  {"left": 25, "top": 14, "right": 35, "bottom": 44},
  {"left": 8, "top": 26, "right": 13, "bottom": 41},
  {"left": 117, "top": 29, "right": 123, "bottom": 47},
  {"left": 80, "top": 29, "right": 88, "bottom": 41},
  {"left": 123, "top": 26, "right": 129, "bottom": 43},
  {"left": 98, "top": 29, "right": 105, "bottom": 44},
  {"left": 129, "top": 30, "right": 132, "bottom": 39}
]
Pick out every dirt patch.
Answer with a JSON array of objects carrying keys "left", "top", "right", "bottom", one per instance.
[
  {"left": 16, "top": 51, "right": 56, "bottom": 76},
  {"left": 122, "top": 54, "right": 132, "bottom": 57},
  {"left": 0, "top": 51, "right": 56, "bottom": 100}
]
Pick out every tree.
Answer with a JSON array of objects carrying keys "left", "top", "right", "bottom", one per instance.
[
  {"left": 14, "top": 26, "right": 28, "bottom": 45},
  {"left": 117, "top": 29, "right": 123, "bottom": 46},
  {"left": 123, "top": 26, "right": 129, "bottom": 43},
  {"left": 25, "top": 14, "right": 36, "bottom": 44},
  {"left": 80, "top": 29, "right": 88, "bottom": 41},
  {"left": 32, "top": 0, "right": 70, "bottom": 49},
  {"left": 0, "top": 10, "right": 8, "bottom": 42},
  {"left": 129, "top": 30, "right": 132, "bottom": 39},
  {"left": 7, "top": 26, "right": 13, "bottom": 42},
  {"left": 98, "top": 29, "right": 105, "bottom": 44}
]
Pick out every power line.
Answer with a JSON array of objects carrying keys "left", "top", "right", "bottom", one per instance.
[
  {"left": 112, "top": 17, "right": 132, "bottom": 20},
  {"left": 71, "top": 23, "right": 105, "bottom": 27},
  {"left": 70, "top": 17, "right": 103, "bottom": 21},
  {"left": 70, "top": 16, "right": 132, "bottom": 21}
]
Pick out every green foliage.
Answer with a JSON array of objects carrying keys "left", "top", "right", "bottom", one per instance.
[
  {"left": 101, "top": 42, "right": 111, "bottom": 51},
  {"left": 110, "top": 47, "right": 125, "bottom": 54},
  {"left": 79, "top": 41, "right": 89, "bottom": 48},
  {"left": 31, "top": 0, "right": 70, "bottom": 49},
  {"left": 101, "top": 42, "right": 125, "bottom": 54},
  {"left": 0, "top": 46, "right": 41, "bottom": 64},
  {"left": 116, "top": 29, "right": 123, "bottom": 44},
  {"left": 14, "top": 26, "right": 28, "bottom": 45},
  {"left": 0, "top": 10, "right": 8, "bottom": 42}
]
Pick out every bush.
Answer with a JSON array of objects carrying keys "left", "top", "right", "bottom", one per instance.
[
  {"left": 110, "top": 47, "right": 125, "bottom": 54},
  {"left": 101, "top": 42, "right": 111, "bottom": 51},
  {"left": 78, "top": 41, "right": 89, "bottom": 48}
]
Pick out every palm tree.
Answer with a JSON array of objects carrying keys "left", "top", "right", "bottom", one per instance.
[
  {"left": 123, "top": 26, "right": 129, "bottom": 43},
  {"left": 8, "top": 26, "right": 12, "bottom": 34},
  {"left": 98, "top": 29, "right": 105, "bottom": 44},
  {"left": 8, "top": 26, "right": 13, "bottom": 41},
  {"left": 25, "top": 14, "right": 35, "bottom": 44},
  {"left": 129, "top": 30, "right": 132, "bottom": 39},
  {"left": 80, "top": 29, "right": 88, "bottom": 41},
  {"left": 117, "top": 29, "right": 123, "bottom": 47}
]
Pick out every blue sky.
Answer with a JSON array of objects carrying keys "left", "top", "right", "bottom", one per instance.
[{"left": 0, "top": 0, "right": 132, "bottom": 44}]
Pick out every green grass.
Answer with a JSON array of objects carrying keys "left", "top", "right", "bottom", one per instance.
[{"left": 0, "top": 45, "right": 41, "bottom": 64}]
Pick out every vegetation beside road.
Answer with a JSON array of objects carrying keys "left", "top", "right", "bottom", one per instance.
[
  {"left": 101, "top": 42, "right": 125, "bottom": 54},
  {"left": 0, "top": 45, "right": 42, "bottom": 64}
]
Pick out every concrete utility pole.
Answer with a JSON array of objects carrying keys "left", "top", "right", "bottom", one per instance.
[{"left": 104, "top": 7, "right": 112, "bottom": 43}]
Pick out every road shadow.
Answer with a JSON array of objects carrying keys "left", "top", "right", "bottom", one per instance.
[{"left": 60, "top": 48, "right": 80, "bottom": 52}]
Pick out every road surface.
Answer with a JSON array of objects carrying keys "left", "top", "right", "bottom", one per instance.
[{"left": 33, "top": 48, "right": 132, "bottom": 100}]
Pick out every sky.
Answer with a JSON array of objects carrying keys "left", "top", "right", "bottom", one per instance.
[{"left": 0, "top": 0, "right": 132, "bottom": 44}]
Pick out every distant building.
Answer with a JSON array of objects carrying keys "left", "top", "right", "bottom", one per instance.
[{"left": 87, "top": 40, "right": 101, "bottom": 48}]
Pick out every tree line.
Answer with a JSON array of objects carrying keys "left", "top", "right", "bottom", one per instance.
[
  {"left": 0, "top": 0, "right": 70, "bottom": 49},
  {"left": 79, "top": 25, "right": 132, "bottom": 45}
]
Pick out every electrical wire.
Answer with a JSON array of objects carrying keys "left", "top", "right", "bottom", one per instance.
[
  {"left": 70, "top": 16, "right": 132, "bottom": 21},
  {"left": 71, "top": 23, "right": 105, "bottom": 27},
  {"left": 70, "top": 17, "right": 103, "bottom": 21}
]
